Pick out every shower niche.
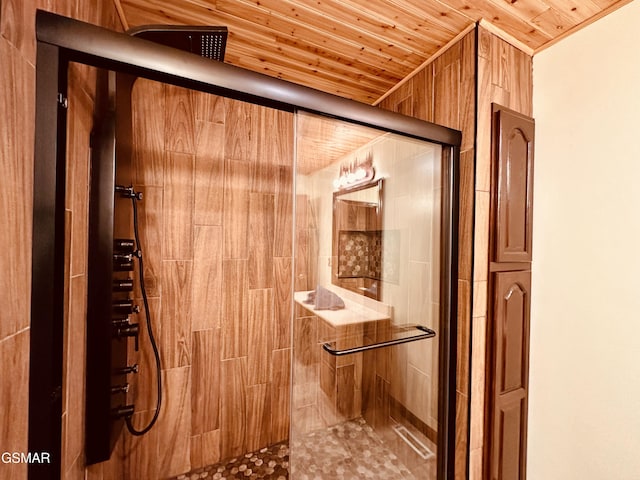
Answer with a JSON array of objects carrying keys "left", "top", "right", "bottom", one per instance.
[{"left": 32, "top": 11, "right": 460, "bottom": 479}]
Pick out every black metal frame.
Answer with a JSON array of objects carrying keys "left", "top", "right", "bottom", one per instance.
[{"left": 31, "top": 9, "right": 461, "bottom": 479}]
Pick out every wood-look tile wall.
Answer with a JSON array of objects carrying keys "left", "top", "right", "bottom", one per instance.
[
  {"left": 0, "top": 1, "right": 126, "bottom": 479},
  {"left": 123, "top": 79, "right": 294, "bottom": 478},
  {"left": 378, "top": 30, "right": 476, "bottom": 479},
  {"left": 378, "top": 26, "right": 533, "bottom": 480},
  {"left": 470, "top": 26, "right": 533, "bottom": 479}
]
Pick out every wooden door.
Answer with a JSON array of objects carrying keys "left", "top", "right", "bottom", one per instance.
[
  {"left": 489, "top": 270, "right": 531, "bottom": 480},
  {"left": 492, "top": 106, "right": 535, "bottom": 263}
]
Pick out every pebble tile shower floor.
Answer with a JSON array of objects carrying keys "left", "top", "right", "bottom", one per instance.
[{"left": 172, "top": 417, "right": 430, "bottom": 480}]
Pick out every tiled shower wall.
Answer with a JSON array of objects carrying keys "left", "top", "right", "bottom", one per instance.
[
  {"left": 378, "top": 26, "right": 533, "bottom": 479},
  {"left": 0, "top": 1, "right": 124, "bottom": 479},
  {"left": 123, "top": 79, "right": 294, "bottom": 478}
]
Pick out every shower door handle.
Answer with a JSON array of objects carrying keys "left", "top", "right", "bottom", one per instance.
[{"left": 322, "top": 325, "right": 435, "bottom": 356}]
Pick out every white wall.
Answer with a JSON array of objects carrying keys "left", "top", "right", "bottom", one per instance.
[{"left": 529, "top": 2, "right": 640, "bottom": 478}]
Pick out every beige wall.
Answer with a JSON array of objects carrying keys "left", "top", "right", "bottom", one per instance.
[{"left": 530, "top": 1, "right": 640, "bottom": 478}]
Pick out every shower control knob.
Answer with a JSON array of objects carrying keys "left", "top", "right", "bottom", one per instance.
[
  {"left": 111, "top": 383, "right": 130, "bottom": 395},
  {"left": 115, "top": 364, "right": 139, "bottom": 375},
  {"left": 114, "top": 323, "right": 140, "bottom": 351},
  {"left": 113, "top": 250, "right": 141, "bottom": 262},
  {"left": 113, "top": 278, "right": 134, "bottom": 292},
  {"left": 112, "top": 315, "right": 130, "bottom": 326},
  {"left": 113, "top": 260, "right": 134, "bottom": 272},
  {"left": 111, "top": 404, "right": 135, "bottom": 419},
  {"left": 112, "top": 299, "right": 140, "bottom": 315},
  {"left": 115, "top": 185, "right": 142, "bottom": 200},
  {"left": 114, "top": 239, "right": 135, "bottom": 253}
]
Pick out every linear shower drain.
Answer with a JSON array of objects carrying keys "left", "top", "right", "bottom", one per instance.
[{"left": 392, "top": 424, "right": 435, "bottom": 461}]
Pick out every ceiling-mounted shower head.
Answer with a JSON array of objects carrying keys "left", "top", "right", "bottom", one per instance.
[{"left": 128, "top": 25, "right": 228, "bottom": 61}]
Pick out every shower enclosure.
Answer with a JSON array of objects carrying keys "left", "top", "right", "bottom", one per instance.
[
  {"left": 30, "top": 11, "right": 460, "bottom": 480},
  {"left": 291, "top": 112, "right": 451, "bottom": 478}
]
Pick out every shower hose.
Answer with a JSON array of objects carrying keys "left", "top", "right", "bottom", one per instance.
[{"left": 125, "top": 190, "right": 163, "bottom": 436}]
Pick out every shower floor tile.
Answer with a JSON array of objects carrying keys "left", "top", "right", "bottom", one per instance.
[
  {"left": 171, "top": 417, "right": 432, "bottom": 479},
  {"left": 171, "top": 443, "right": 289, "bottom": 480},
  {"left": 291, "top": 417, "right": 421, "bottom": 480}
]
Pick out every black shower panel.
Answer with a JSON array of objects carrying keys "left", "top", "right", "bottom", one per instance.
[{"left": 85, "top": 85, "right": 144, "bottom": 464}]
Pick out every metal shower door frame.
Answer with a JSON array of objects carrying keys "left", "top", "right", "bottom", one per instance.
[{"left": 30, "top": 9, "right": 461, "bottom": 479}]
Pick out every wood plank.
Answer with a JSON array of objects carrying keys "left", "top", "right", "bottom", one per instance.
[
  {"left": 67, "top": 84, "right": 92, "bottom": 278},
  {"left": 0, "top": 331, "right": 30, "bottom": 480},
  {"left": 190, "top": 435, "right": 203, "bottom": 471},
  {"left": 248, "top": 193, "right": 274, "bottom": 289},
  {"left": 0, "top": 0, "right": 46, "bottom": 64},
  {"left": 202, "top": 429, "right": 221, "bottom": 467},
  {"left": 294, "top": 194, "right": 310, "bottom": 291},
  {"left": 460, "top": 30, "right": 477, "bottom": 152},
  {"left": 128, "top": 297, "right": 161, "bottom": 412},
  {"left": 160, "top": 261, "right": 193, "bottom": 368},
  {"left": 274, "top": 166, "right": 293, "bottom": 258},
  {"left": 220, "top": 357, "right": 247, "bottom": 459},
  {"left": 434, "top": 59, "right": 460, "bottom": 132},
  {"left": 226, "top": 40, "right": 397, "bottom": 101},
  {"left": 411, "top": 66, "right": 434, "bottom": 123},
  {"left": 259, "top": 108, "right": 294, "bottom": 167},
  {"left": 223, "top": 158, "right": 251, "bottom": 259},
  {"left": 224, "top": 99, "right": 259, "bottom": 162},
  {"left": 221, "top": 259, "right": 248, "bottom": 359},
  {"left": 194, "top": 120, "right": 225, "bottom": 226},
  {"left": 247, "top": 288, "right": 274, "bottom": 385},
  {"left": 132, "top": 79, "right": 165, "bottom": 187},
  {"left": 245, "top": 383, "right": 271, "bottom": 451},
  {"left": 157, "top": 367, "right": 192, "bottom": 477},
  {"left": 476, "top": 54, "right": 493, "bottom": 193},
  {"left": 271, "top": 348, "right": 291, "bottom": 444},
  {"left": 0, "top": 40, "right": 34, "bottom": 340},
  {"left": 438, "top": 0, "right": 553, "bottom": 49},
  {"left": 293, "top": 315, "right": 318, "bottom": 386},
  {"left": 511, "top": 47, "right": 534, "bottom": 116},
  {"left": 458, "top": 149, "right": 475, "bottom": 281},
  {"left": 195, "top": 90, "right": 226, "bottom": 124},
  {"left": 164, "top": 83, "right": 196, "bottom": 154},
  {"left": 530, "top": 7, "right": 576, "bottom": 38},
  {"left": 216, "top": 0, "right": 425, "bottom": 66},
  {"left": 123, "top": 0, "right": 420, "bottom": 76},
  {"left": 457, "top": 280, "right": 471, "bottom": 396},
  {"left": 541, "top": 0, "right": 602, "bottom": 23},
  {"left": 273, "top": 257, "right": 292, "bottom": 350},
  {"left": 123, "top": 410, "right": 159, "bottom": 480},
  {"left": 162, "top": 151, "right": 194, "bottom": 260},
  {"left": 63, "top": 276, "right": 87, "bottom": 471},
  {"left": 386, "top": 0, "right": 474, "bottom": 34},
  {"left": 192, "top": 225, "right": 223, "bottom": 331},
  {"left": 191, "top": 329, "right": 221, "bottom": 434}
]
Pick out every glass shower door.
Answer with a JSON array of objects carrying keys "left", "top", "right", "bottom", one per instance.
[{"left": 291, "top": 111, "right": 452, "bottom": 479}]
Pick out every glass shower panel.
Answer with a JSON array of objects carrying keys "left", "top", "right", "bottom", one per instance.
[{"left": 291, "top": 111, "right": 445, "bottom": 479}]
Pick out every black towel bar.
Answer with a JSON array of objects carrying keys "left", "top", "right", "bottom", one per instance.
[{"left": 322, "top": 325, "right": 436, "bottom": 356}]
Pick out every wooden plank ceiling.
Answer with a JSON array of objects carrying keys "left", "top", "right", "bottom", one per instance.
[{"left": 116, "top": 0, "right": 630, "bottom": 103}]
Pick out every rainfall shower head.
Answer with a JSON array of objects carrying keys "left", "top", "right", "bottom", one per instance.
[{"left": 128, "top": 25, "right": 228, "bottom": 61}]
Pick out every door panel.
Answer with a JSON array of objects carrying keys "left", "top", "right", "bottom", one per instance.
[
  {"left": 493, "top": 106, "right": 535, "bottom": 263},
  {"left": 490, "top": 270, "right": 531, "bottom": 480}
]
